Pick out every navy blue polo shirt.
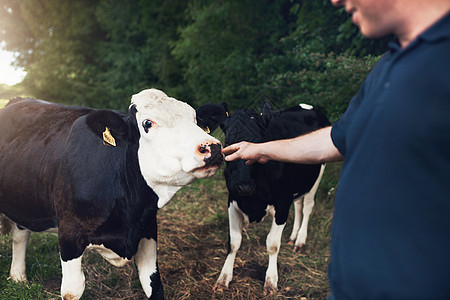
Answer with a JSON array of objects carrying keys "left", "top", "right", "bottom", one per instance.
[{"left": 329, "top": 12, "right": 450, "bottom": 300}]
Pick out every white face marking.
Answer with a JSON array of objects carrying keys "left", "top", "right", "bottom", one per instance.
[{"left": 131, "top": 89, "right": 221, "bottom": 208}]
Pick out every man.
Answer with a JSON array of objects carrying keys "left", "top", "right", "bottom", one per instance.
[{"left": 223, "top": 0, "right": 450, "bottom": 299}]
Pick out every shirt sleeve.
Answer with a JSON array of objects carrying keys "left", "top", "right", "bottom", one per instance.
[
  {"left": 331, "top": 85, "right": 365, "bottom": 157},
  {"left": 331, "top": 50, "right": 390, "bottom": 157}
]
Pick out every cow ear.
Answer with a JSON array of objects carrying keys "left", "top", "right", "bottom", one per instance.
[
  {"left": 261, "top": 101, "right": 273, "bottom": 116},
  {"left": 196, "top": 102, "right": 230, "bottom": 133},
  {"left": 260, "top": 101, "right": 273, "bottom": 128},
  {"left": 86, "top": 110, "right": 128, "bottom": 145}
]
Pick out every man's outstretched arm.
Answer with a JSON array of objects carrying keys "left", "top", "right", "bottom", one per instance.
[{"left": 222, "top": 126, "right": 343, "bottom": 165}]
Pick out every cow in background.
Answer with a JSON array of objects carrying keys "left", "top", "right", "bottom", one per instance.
[
  {"left": 0, "top": 89, "right": 223, "bottom": 300},
  {"left": 196, "top": 101, "right": 330, "bottom": 294}
]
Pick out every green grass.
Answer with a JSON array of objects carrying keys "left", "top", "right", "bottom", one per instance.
[{"left": 0, "top": 159, "right": 339, "bottom": 300}]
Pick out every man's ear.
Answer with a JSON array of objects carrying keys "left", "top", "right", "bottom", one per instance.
[
  {"left": 86, "top": 110, "right": 128, "bottom": 145},
  {"left": 196, "top": 102, "right": 230, "bottom": 133}
]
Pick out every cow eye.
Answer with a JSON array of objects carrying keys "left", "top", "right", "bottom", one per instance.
[{"left": 142, "top": 119, "right": 154, "bottom": 130}]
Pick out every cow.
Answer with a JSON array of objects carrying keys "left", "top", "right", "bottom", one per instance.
[
  {"left": 0, "top": 88, "right": 223, "bottom": 300},
  {"left": 196, "top": 101, "right": 330, "bottom": 294}
]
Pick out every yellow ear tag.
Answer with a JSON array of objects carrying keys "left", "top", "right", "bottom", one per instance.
[
  {"left": 226, "top": 111, "right": 229, "bottom": 117},
  {"left": 102, "top": 127, "right": 116, "bottom": 147}
]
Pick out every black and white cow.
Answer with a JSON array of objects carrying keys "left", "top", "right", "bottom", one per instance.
[
  {"left": 196, "top": 101, "right": 330, "bottom": 294},
  {"left": 0, "top": 89, "right": 223, "bottom": 300}
]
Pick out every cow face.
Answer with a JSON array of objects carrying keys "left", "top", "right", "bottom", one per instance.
[
  {"left": 131, "top": 89, "right": 223, "bottom": 208},
  {"left": 222, "top": 109, "right": 264, "bottom": 198},
  {"left": 196, "top": 104, "right": 264, "bottom": 198}
]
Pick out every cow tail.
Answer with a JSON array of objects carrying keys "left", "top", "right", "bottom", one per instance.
[{"left": 0, "top": 214, "right": 13, "bottom": 235}]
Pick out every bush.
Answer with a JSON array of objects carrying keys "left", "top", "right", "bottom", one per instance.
[{"left": 258, "top": 46, "right": 380, "bottom": 123}]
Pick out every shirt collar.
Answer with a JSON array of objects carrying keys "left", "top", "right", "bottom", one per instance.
[
  {"left": 388, "top": 10, "right": 450, "bottom": 53},
  {"left": 419, "top": 10, "right": 450, "bottom": 43}
]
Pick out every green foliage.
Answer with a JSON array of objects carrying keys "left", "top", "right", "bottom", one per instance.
[
  {"left": 257, "top": 44, "right": 380, "bottom": 122},
  {"left": 94, "top": 0, "right": 189, "bottom": 108},
  {"left": 0, "top": 0, "right": 106, "bottom": 106},
  {"left": 171, "top": 0, "right": 383, "bottom": 115},
  {"left": 171, "top": 0, "right": 294, "bottom": 109},
  {"left": 0, "top": 0, "right": 188, "bottom": 110},
  {"left": 1, "top": 0, "right": 386, "bottom": 115},
  {"left": 290, "top": 0, "right": 391, "bottom": 56}
]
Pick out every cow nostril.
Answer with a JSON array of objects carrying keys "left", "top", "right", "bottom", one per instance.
[
  {"left": 198, "top": 144, "right": 210, "bottom": 154},
  {"left": 237, "top": 183, "right": 256, "bottom": 196},
  {"left": 202, "top": 143, "right": 224, "bottom": 166}
]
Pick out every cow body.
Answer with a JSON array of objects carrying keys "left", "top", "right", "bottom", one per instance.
[
  {"left": 0, "top": 89, "right": 223, "bottom": 300},
  {"left": 196, "top": 102, "right": 330, "bottom": 293}
]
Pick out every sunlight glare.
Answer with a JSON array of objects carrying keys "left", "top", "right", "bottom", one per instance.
[{"left": 0, "top": 49, "right": 26, "bottom": 86}]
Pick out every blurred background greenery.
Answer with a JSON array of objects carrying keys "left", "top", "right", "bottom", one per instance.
[{"left": 0, "top": 0, "right": 388, "bottom": 121}]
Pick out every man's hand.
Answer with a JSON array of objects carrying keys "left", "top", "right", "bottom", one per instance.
[{"left": 222, "top": 142, "right": 270, "bottom": 165}]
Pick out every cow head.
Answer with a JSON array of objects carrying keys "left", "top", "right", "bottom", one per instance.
[
  {"left": 131, "top": 89, "right": 223, "bottom": 208},
  {"left": 196, "top": 103, "right": 264, "bottom": 198}
]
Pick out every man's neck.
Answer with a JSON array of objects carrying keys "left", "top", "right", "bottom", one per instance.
[{"left": 396, "top": 1, "right": 450, "bottom": 48}]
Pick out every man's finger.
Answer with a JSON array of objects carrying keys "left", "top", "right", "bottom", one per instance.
[
  {"left": 245, "top": 159, "right": 256, "bottom": 165},
  {"left": 222, "top": 143, "right": 240, "bottom": 155},
  {"left": 224, "top": 152, "right": 239, "bottom": 162}
]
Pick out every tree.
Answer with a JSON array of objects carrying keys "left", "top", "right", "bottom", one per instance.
[
  {"left": 172, "top": 0, "right": 295, "bottom": 110},
  {"left": 1, "top": 0, "right": 386, "bottom": 116},
  {"left": 0, "top": 0, "right": 188, "bottom": 110},
  {"left": 94, "top": 0, "right": 189, "bottom": 107},
  {"left": 0, "top": 0, "right": 108, "bottom": 106}
]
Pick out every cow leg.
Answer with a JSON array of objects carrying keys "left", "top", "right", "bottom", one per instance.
[
  {"left": 9, "top": 224, "right": 30, "bottom": 282},
  {"left": 134, "top": 238, "right": 164, "bottom": 300},
  {"left": 60, "top": 255, "right": 85, "bottom": 300},
  {"left": 292, "top": 164, "right": 325, "bottom": 253},
  {"left": 264, "top": 218, "right": 285, "bottom": 295},
  {"left": 214, "top": 201, "right": 244, "bottom": 291},
  {"left": 288, "top": 196, "right": 304, "bottom": 246}
]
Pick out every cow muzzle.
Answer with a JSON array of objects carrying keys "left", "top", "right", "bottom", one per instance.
[
  {"left": 192, "top": 142, "right": 224, "bottom": 178},
  {"left": 236, "top": 181, "right": 256, "bottom": 196},
  {"left": 199, "top": 143, "right": 224, "bottom": 166}
]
